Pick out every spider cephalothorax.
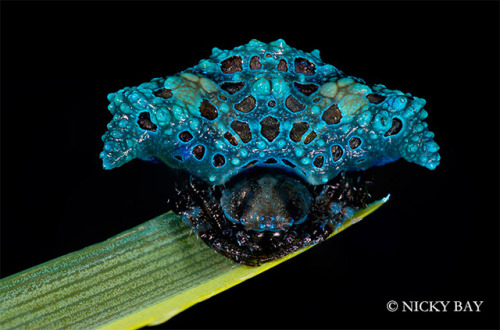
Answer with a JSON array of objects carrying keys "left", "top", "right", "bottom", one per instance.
[{"left": 174, "top": 168, "right": 371, "bottom": 265}]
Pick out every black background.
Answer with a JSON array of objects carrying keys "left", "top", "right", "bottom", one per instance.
[{"left": 1, "top": 2, "right": 499, "bottom": 329}]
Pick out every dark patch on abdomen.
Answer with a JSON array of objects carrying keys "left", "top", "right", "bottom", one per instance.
[
  {"left": 289, "top": 122, "right": 309, "bottom": 142},
  {"left": 137, "top": 112, "right": 157, "bottom": 132},
  {"left": 260, "top": 116, "right": 280, "bottom": 142},
  {"left": 231, "top": 120, "right": 252, "bottom": 143}
]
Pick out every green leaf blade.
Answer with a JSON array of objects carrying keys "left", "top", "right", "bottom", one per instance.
[{"left": 0, "top": 197, "right": 388, "bottom": 329}]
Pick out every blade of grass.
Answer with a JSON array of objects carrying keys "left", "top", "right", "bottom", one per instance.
[{"left": 0, "top": 196, "right": 388, "bottom": 329}]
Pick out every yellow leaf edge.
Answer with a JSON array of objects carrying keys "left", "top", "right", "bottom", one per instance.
[{"left": 103, "top": 195, "right": 390, "bottom": 330}]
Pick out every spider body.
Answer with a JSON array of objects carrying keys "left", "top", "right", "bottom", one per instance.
[{"left": 101, "top": 39, "right": 440, "bottom": 265}]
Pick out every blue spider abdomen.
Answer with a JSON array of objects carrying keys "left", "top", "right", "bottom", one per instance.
[{"left": 100, "top": 39, "right": 440, "bottom": 187}]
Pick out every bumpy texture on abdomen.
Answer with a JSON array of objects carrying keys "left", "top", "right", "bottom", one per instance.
[{"left": 101, "top": 39, "right": 440, "bottom": 185}]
